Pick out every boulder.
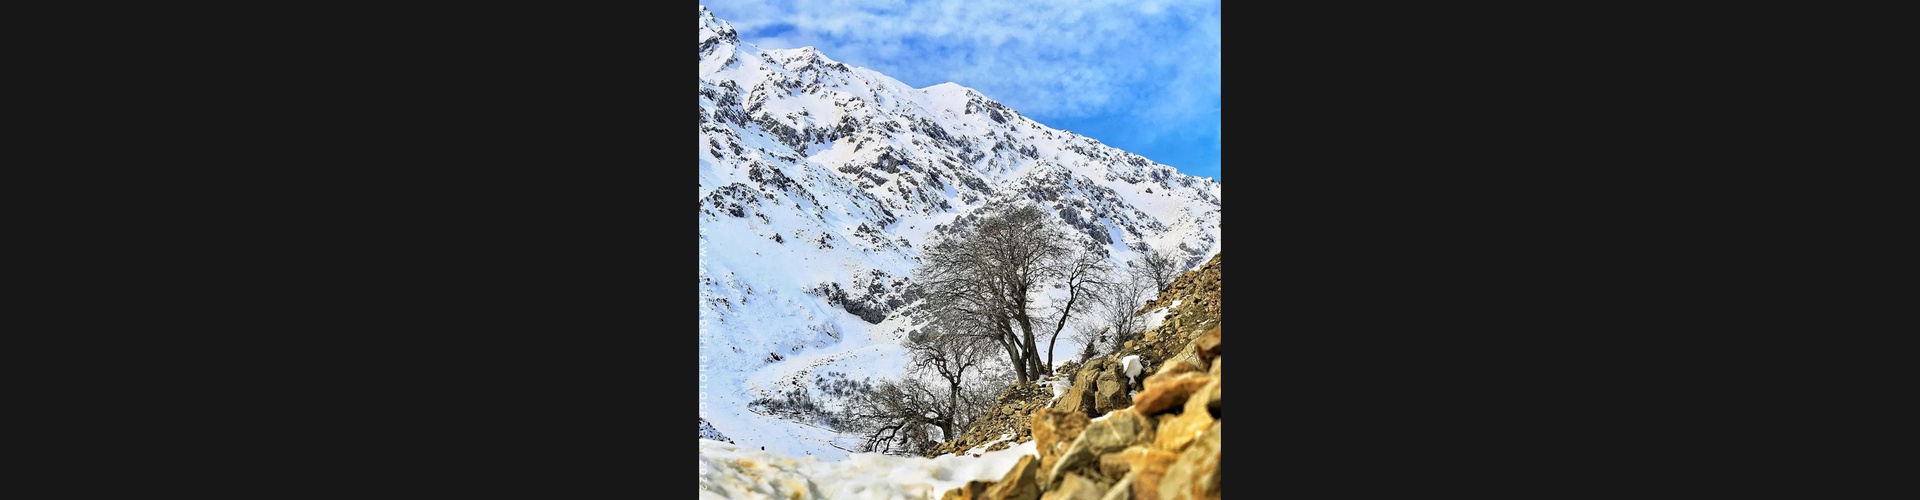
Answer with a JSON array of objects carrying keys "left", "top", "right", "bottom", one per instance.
[
  {"left": 1132, "top": 373, "right": 1211, "bottom": 415},
  {"left": 1157, "top": 421, "right": 1220, "bottom": 500},
  {"left": 1050, "top": 410, "right": 1150, "bottom": 488},
  {"left": 1099, "top": 446, "right": 1179, "bottom": 482},
  {"left": 1033, "top": 407, "right": 1090, "bottom": 477},
  {"left": 987, "top": 454, "right": 1042, "bottom": 500},
  {"left": 1099, "top": 447, "right": 1144, "bottom": 479},
  {"left": 1132, "top": 413, "right": 1158, "bottom": 447},
  {"left": 1142, "top": 360, "right": 1202, "bottom": 388},
  {"left": 1154, "top": 382, "right": 1217, "bottom": 452},
  {"left": 1097, "top": 375, "right": 1129, "bottom": 413},
  {"left": 1057, "top": 359, "right": 1113, "bottom": 418},
  {"left": 1194, "top": 326, "right": 1220, "bottom": 365},
  {"left": 1128, "top": 447, "right": 1181, "bottom": 500},
  {"left": 1043, "top": 473, "right": 1109, "bottom": 500}
]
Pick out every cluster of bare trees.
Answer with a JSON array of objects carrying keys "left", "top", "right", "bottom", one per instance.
[
  {"left": 840, "top": 203, "right": 1191, "bottom": 455},
  {"left": 912, "top": 204, "right": 1118, "bottom": 385},
  {"left": 842, "top": 329, "right": 1008, "bottom": 455}
]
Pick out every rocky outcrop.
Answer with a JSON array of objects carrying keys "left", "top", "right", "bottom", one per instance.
[
  {"left": 1109, "top": 254, "right": 1221, "bottom": 396},
  {"left": 698, "top": 417, "right": 734, "bottom": 444},
  {"left": 942, "top": 479, "right": 1000, "bottom": 500},
  {"left": 941, "top": 325, "right": 1222, "bottom": 500},
  {"left": 935, "top": 254, "right": 1221, "bottom": 500},
  {"left": 928, "top": 380, "right": 1058, "bottom": 457}
]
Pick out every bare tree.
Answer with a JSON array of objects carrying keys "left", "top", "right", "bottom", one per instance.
[
  {"left": 1040, "top": 247, "right": 1113, "bottom": 369},
  {"left": 914, "top": 203, "right": 1077, "bottom": 385},
  {"left": 841, "top": 377, "right": 945, "bottom": 456},
  {"left": 1093, "top": 271, "right": 1155, "bottom": 351},
  {"left": 1067, "top": 316, "right": 1106, "bottom": 363},
  {"left": 904, "top": 329, "right": 999, "bottom": 442},
  {"left": 840, "top": 330, "right": 1014, "bottom": 456},
  {"left": 1134, "top": 246, "right": 1182, "bottom": 292}
]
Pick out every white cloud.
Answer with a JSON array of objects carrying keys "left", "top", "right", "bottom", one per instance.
[{"left": 701, "top": 0, "right": 1220, "bottom": 128}]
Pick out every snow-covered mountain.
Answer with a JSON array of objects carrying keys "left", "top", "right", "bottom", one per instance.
[{"left": 699, "top": 4, "right": 1220, "bottom": 459}]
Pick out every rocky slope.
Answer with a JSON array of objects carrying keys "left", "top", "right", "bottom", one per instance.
[
  {"left": 930, "top": 254, "right": 1222, "bottom": 456},
  {"left": 929, "top": 255, "right": 1223, "bottom": 499},
  {"left": 935, "top": 324, "right": 1221, "bottom": 500}
]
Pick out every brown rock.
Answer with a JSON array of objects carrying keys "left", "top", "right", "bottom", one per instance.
[
  {"left": 1043, "top": 473, "right": 1109, "bottom": 500},
  {"left": 1185, "top": 378, "right": 1217, "bottom": 415},
  {"left": 1050, "top": 410, "right": 1150, "bottom": 488},
  {"left": 1193, "top": 326, "right": 1220, "bottom": 364},
  {"left": 1141, "top": 361, "right": 1201, "bottom": 388},
  {"left": 1034, "top": 408, "right": 1092, "bottom": 453},
  {"left": 941, "top": 479, "right": 998, "bottom": 500},
  {"left": 1099, "top": 446, "right": 1179, "bottom": 483},
  {"left": 987, "top": 454, "right": 1042, "bottom": 500},
  {"left": 1033, "top": 407, "right": 1091, "bottom": 478},
  {"left": 1099, "top": 447, "right": 1143, "bottom": 479},
  {"left": 1128, "top": 447, "right": 1181, "bottom": 500},
  {"left": 1153, "top": 405, "right": 1213, "bottom": 452},
  {"left": 1096, "top": 375, "right": 1128, "bottom": 414},
  {"left": 1155, "top": 380, "right": 1219, "bottom": 452},
  {"left": 1204, "top": 377, "right": 1220, "bottom": 418},
  {"left": 1132, "top": 414, "right": 1158, "bottom": 447},
  {"left": 1100, "top": 473, "right": 1135, "bottom": 500},
  {"left": 1132, "top": 373, "right": 1211, "bottom": 415},
  {"left": 1158, "top": 421, "right": 1220, "bottom": 500},
  {"left": 1057, "top": 359, "right": 1113, "bottom": 418}
]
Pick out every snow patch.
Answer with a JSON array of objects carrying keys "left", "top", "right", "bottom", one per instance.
[{"left": 699, "top": 438, "right": 1038, "bottom": 499}]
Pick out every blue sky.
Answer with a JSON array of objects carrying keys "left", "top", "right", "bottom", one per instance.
[{"left": 703, "top": 0, "right": 1222, "bottom": 181}]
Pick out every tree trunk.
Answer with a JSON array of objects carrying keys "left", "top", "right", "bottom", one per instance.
[
  {"left": 1046, "top": 289, "right": 1081, "bottom": 369},
  {"left": 999, "top": 325, "right": 1028, "bottom": 384},
  {"left": 948, "top": 381, "right": 961, "bottom": 438},
  {"left": 1018, "top": 317, "right": 1042, "bottom": 377}
]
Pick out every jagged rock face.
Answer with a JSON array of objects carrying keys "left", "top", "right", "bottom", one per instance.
[
  {"left": 700, "top": 4, "right": 1222, "bottom": 442},
  {"left": 699, "top": 417, "right": 734, "bottom": 444}
]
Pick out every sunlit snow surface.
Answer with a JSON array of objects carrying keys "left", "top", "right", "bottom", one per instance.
[{"left": 699, "top": 439, "right": 1039, "bottom": 500}]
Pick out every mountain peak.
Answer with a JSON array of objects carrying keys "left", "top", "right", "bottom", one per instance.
[
  {"left": 698, "top": 5, "right": 738, "bottom": 43},
  {"left": 921, "top": 82, "right": 979, "bottom": 97},
  {"left": 767, "top": 46, "right": 839, "bottom": 66}
]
